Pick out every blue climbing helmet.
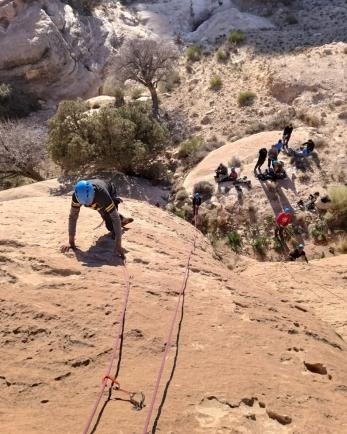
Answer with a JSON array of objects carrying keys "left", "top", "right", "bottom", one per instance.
[
  {"left": 74, "top": 180, "right": 95, "bottom": 206},
  {"left": 298, "top": 243, "right": 304, "bottom": 249},
  {"left": 194, "top": 192, "right": 201, "bottom": 199},
  {"left": 284, "top": 207, "right": 292, "bottom": 213}
]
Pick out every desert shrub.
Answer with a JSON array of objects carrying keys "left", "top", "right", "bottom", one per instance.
[
  {"left": 159, "top": 70, "right": 181, "bottom": 92},
  {"left": 0, "top": 83, "right": 39, "bottom": 119},
  {"left": 310, "top": 220, "right": 328, "bottom": 242},
  {"left": 216, "top": 47, "right": 229, "bottom": 62},
  {"left": 238, "top": 91, "right": 256, "bottom": 107},
  {"left": 286, "top": 14, "right": 298, "bottom": 25},
  {"left": 337, "top": 235, "right": 347, "bottom": 253},
  {"left": 228, "top": 230, "right": 242, "bottom": 252},
  {"left": 325, "top": 185, "right": 347, "bottom": 229},
  {"left": 273, "top": 236, "right": 285, "bottom": 252},
  {"left": 186, "top": 45, "right": 202, "bottom": 62},
  {"left": 209, "top": 74, "right": 222, "bottom": 91},
  {"left": 188, "top": 138, "right": 225, "bottom": 166},
  {"left": 252, "top": 235, "right": 269, "bottom": 257},
  {"left": 168, "top": 204, "right": 186, "bottom": 219},
  {"left": 48, "top": 100, "right": 168, "bottom": 177},
  {"left": 175, "top": 188, "right": 189, "bottom": 202},
  {"left": 0, "top": 120, "right": 47, "bottom": 183},
  {"left": 229, "top": 156, "right": 242, "bottom": 168},
  {"left": 228, "top": 30, "right": 246, "bottom": 44},
  {"left": 131, "top": 87, "right": 143, "bottom": 100},
  {"left": 178, "top": 136, "right": 202, "bottom": 159},
  {"left": 297, "top": 110, "right": 320, "bottom": 128},
  {"left": 193, "top": 181, "right": 214, "bottom": 200}
]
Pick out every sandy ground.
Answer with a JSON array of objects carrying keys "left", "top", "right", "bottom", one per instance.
[{"left": 1, "top": 184, "right": 347, "bottom": 434}]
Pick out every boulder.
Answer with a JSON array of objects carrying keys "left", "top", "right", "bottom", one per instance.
[{"left": 85, "top": 95, "right": 116, "bottom": 109}]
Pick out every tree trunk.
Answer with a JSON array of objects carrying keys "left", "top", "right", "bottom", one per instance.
[{"left": 148, "top": 84, "right": 159, "bottom": 119}]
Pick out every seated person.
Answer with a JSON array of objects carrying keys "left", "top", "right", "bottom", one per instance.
[
  {"left": 292, "top": 139, "right": 315, "bottom": 157},
  {"left": 272, "top": 160, "right": 284, "bottom": 175},
  {"left": 215, "top": 163, "right": 228, "bottom": 178},
  {"left": 229, "top": 166, "right": 238, "bottom": 181},
  {"left": 288, "top": 244, "right": 308, "bottom": 263}
]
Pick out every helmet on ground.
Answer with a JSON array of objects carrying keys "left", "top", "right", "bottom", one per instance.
[
  {"left": 284, "top": 207, "right": 292, "bottom": 213},
  {"left": 298, "top": 243, "right": 304, "bottom": 249},
  {"left": 74, "top": 180, "right": 95, "bottom": 206}
]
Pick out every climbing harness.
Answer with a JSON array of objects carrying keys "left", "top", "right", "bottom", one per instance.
[{"left": 81, "top": 261, "right": 144, "bottom": 434}]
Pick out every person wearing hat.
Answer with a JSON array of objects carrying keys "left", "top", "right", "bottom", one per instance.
[
  {"left": 192, "top": 192, "right": 202, "bottom": 218},
  {"left": 61, "top": 179, "right": 132, "bottom": 258},
  {"left": 288, "top": 244, "right": 308, "bottom": 263},
  {"left": 275, "top": 207, "right": 293, "bottom": 238}
]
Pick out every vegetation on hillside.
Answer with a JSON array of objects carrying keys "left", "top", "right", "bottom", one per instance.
[{"left": 47, "top": 100, "right": 168, "bottom": 178}]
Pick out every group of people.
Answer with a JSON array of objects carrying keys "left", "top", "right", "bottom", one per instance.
[
  {"left": 254, "top": 124, "right": 316, "bottom": 181},
  {"left": 62, "top": 122, "right": 315, "bottom": 264}
]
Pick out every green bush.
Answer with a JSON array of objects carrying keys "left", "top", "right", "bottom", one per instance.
[
  {"left": 252, "top": 235, "right": 269, "bottom": 257},
  {"left": 228, "top": 30, "right": 246, "bottom": 44},
  {"left": 216, "top": 47, "right": 229, "bottom": 62},
  {"left": 310, "top": 220, "right": 328, "bottom": 242},
  {"left": 0, "top": 83, "right": 39, "bottom": 119},
  {"left": 175, "top": 188, "right": 189, "bottom": 202},
  {"left": 193, "top": 181, "right": 214, "bottom": 200},
  {"left": 325, "top": 185, "right": 347, "bottom": 230},
  {"left": 238, "top": 91, "right": 256, "bottom": 107},
  {"left": 186, "top": 45, "right": 202, "bottom": 62},
  {"left": 209, "top": 74, "right": 222, "bottom": 91},
  {"left": 228, "top": 230, "right": 242, "bottom": 252},
  {"left": 47, "top": 100, "right": 168, "bottom": 177},
  {"left": 178, "top": 136, "right": 202, "bottom": 159}
]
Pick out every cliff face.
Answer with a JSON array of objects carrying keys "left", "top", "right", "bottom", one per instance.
[
  {"left": 0, "top": 182, "right": 346, "bottom": 433},
  {"left": 0, "top": 0, "right": 110, "bottom": 101}
]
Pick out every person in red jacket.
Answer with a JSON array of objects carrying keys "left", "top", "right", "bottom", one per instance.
[{"left": 275, "top": 207, "right": 293, "bottom": 238}]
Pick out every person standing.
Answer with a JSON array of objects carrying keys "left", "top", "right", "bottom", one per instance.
[
  {"left": 254, "top": 148, "right": 268, "bottom": 173},
  {"left": 192, "top": 192, "right": 202, "bottom": 219},
  {"left": 275, "top": 207, "right": 293, "bottom": 238},
  {"left": 275, "top": 139, "right": 283, "bottom": 155},
  {"left": 268, "top": 145, "right": 278, "bottom": 169},
  {"left": 282, "top": 124, "right": 293, "bottom": 150}
]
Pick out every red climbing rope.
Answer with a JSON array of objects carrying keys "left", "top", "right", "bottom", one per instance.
[
  {"left": 141, "top": 223, "right": 198, "bottom": 434},
  {"left": 82, "top": 260, "right": 131, "bottom": 434}
]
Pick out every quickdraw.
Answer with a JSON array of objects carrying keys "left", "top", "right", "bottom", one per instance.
[{"left": 104, "top": 375, "right": 145, "bottom": 411}]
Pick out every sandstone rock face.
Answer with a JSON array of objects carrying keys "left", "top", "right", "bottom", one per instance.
[
  {"left": 0, "top": 181, "right": 346, "bottom": 433},
  {"left": 0, "top": 0, "right": 110, "bottom": 101}
]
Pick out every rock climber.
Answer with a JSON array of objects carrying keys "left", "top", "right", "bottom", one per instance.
[
  {"left": 282, "top": 124, "right": 293, "bottom": 150},
  {"left": 192, "top": 192, "right": 202, "bottom": 218},
  {"left": 268, "top": 145, "right": 278, "bottom": 169},
  {"left": 254, "top": 148, "right": 268, "bottom": 173},
  {"left": 275, "top": 207, "right": 293, "bottom": 238},
  {"left": 61, "top": 179, "right": 133, "bottom": 258},
  {"left": 288, "top": 244, "right": 308, "bottom": 263}
]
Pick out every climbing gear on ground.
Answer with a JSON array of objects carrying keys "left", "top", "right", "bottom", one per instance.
[
  {"left": 81, "top": 260, "right": 133, "bottom": 434},
  {"left": 74, "top": 180, "right": 95, "bottom": 206},
  {"left": 104, "top": 375, "right": 145, "bottom": 411}
]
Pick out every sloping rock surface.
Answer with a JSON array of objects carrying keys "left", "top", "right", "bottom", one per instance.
[{"left": 0, "top": 183, "right": 346, "bottom": 433}]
